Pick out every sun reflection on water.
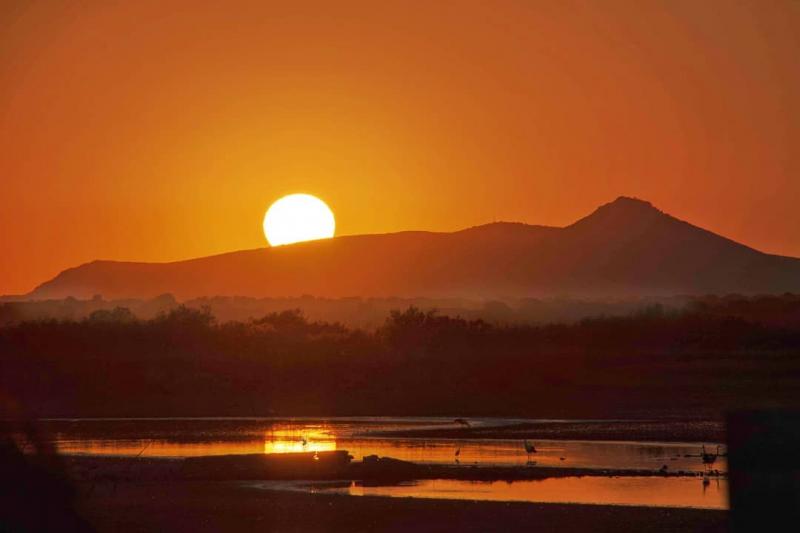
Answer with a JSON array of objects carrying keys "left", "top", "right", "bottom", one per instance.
[{"left": 263, "top": 425, "right": 337, "bottom": 454}]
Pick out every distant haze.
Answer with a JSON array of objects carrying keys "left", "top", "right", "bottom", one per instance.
[{"left": 25, "top": 198, "right": 800, "bottom": 300}]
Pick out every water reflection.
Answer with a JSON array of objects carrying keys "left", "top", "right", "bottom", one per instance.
[
  {"left": 46, "top": 419, "right": 726, "bottom": 473},
  {"left": 328, "top": 476, "right": 729, "bottom": 510}
]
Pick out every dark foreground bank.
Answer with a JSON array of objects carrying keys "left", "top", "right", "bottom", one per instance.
[
  {"left": 60, "top": 453, "right": 728, "bottom": 531},
  {"left": 78, "top": 480, "right": 728, "bottom": 533}
]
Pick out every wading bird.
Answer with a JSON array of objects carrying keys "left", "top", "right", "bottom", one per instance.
[
  {"left": 524, "top": 439, "right": 537, "bottom": 462},
  {"left": 701, "top": 445, "right": 719, "bottom": 465}
]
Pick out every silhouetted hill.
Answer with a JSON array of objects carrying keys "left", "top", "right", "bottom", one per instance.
[{"left": 27, "top": 197, "right": 800, "bottom": 299}]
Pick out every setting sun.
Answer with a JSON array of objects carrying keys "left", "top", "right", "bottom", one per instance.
[{"left": 263, "top": 194, "right": 336, "bottom": 247}]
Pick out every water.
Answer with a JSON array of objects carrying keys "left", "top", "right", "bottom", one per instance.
[
  {"left": 41, "top": 417, "right": 726, "bottom": 473},
  {"left": 33, "top": 417, "right": 729, "bottom": 509},
  {"left": 309, "top": 476, "right": 728, "bottom": 510}
]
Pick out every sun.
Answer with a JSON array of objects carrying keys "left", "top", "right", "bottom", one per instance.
[{"left": 263, "top": 194, "right": 336, "bottom": 247}]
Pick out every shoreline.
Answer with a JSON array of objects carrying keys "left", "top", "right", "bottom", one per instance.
[
  {"left": 63, "top": 452, "right": 725, "bottom": 483},
  {"left": 30, "top": 416, "right": 725, "bottom": 444},
  {"left": 373, "top": 419, "right": 725, "bottom": 443}
]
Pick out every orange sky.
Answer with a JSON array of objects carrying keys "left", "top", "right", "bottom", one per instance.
[{"left": 1, "top": 0, "right": 798, "bottom": 295}]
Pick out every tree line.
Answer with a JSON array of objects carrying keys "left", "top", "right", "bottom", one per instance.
[{"left": 2, "top": 303, "right": 799, "bottom": 418}]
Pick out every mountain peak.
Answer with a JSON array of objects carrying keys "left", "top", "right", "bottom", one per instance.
[
  {"left": 603, "top": 196, "right": 658, "bottom": 212},
  {"left": 568, "top": 196, "right": 665, "bottom": 230}
]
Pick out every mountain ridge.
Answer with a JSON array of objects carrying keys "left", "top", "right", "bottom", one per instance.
[{"left": 27, "top": 197, "right": 800, "bottom": 300}]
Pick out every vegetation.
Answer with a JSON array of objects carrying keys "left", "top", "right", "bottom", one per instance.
[
  {"left": 2, "top": 299, "right": 800, "bottom": 418},
  {"left": 0, "top": 293, "right": 687, "bottom": 328}
]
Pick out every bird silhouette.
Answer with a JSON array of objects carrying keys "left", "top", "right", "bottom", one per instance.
[
  {"left": 701, "top": 445, "right": 719, "bottom": 465},
  {"left": 524, "top": 440, "right": 537, "bottom": 462}
]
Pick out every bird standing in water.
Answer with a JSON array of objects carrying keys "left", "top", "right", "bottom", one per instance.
[
  {"left": 701, "top": 445, "right": 720, "bottom": 467},
  {"left": 524, "top": 440, "right": 537, "bottom": 462}
]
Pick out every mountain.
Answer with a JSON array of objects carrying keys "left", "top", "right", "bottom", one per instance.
[{"left": 27, "top": 197, "right": 800, "bottom": 300}]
